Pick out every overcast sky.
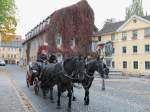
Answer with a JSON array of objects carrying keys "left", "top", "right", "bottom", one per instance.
[{"left": 15, "top": 0, "right": 150, "bottom": 38}]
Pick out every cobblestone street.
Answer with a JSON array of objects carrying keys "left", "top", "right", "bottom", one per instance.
[
  {"left": 0, "top": 68, "right": 25, "bottom": 112},
  {"left": 0, "top": 65, "right": 150, "bottom": 112}
]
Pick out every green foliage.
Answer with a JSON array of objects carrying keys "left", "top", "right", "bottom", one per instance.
[
  {"left": 126, "top": 0, "right": 144, "bottom": 20},
  {"left": 0, "top": 0, "right": 17, "bottom": 40}
]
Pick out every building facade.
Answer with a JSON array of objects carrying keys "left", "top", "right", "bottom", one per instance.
[
  {"left": 0, "top": 35, "right": 22, "bottom": 64},
  {"left": 23, "top": 0, "right": 97, "bottom": 65},
  {"left": 22, "top": 16, "right": 50, "bottom": 65},
  {"left": 99, "top": 15, "right": 150, "bottom": 75}
]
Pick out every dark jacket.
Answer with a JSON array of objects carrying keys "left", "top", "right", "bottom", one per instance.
[{"left": 37, "top": 54, "right": 47, "bottom": 62}]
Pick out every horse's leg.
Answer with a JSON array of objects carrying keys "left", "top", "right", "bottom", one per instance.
[
  {"left": 42, "top": 87, "right": 46, "bottom": 99},
  {"left": 84, "top": 89, "right": 89, "bottom": 105},
  {"left": 41, "top": 82, "right": 46, "bottom": 99},
  {"left": 67, "top": 89, "right": 72, "bottom": 109},
  {"left": 56, "top": 85, "right": 62, "bottom": 109},
  {"left": 83, "top": 79, "right": 93, "bottom": 105},
  {"left": 50, "top": 87, "right": 54, "bottom": 103},
  {"left": 72, "top": 86, "right": 76, "bottom": 101}
]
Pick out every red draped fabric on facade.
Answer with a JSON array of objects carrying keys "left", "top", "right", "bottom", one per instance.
[{"left": 46, "top": 0, "right": 97, "bottom": 57}]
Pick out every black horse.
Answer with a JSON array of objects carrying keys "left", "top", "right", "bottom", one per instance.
[
  {"left": 72, "top": 57, "right": 108, "bottom": 105},
  {"left": 40, "top": 55, "right": 86, "bottom": 109}
]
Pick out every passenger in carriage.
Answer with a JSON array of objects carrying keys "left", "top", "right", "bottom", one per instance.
[
  {"left": 37, "top": 50, "right": 48, "bottom": 63},
  {"left": 48, "top": 54, "right": 57, "bottom": 63},
  {"left": 37, "top": 50, "right": 48, "bottom": 70}
]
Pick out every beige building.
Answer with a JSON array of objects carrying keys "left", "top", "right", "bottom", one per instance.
[
  {"left": 99, "top": 15, "right": 150, "bottom": 76},
  {"left": 0, "top": 35, "right": 22, "bottom": 64}
]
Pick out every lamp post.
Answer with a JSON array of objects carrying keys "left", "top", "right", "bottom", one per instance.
[{"left": 96, "top": 41, "right": 105, "bottom": 91}]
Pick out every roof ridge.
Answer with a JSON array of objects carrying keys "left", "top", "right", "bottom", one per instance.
[{"left": 99, "top": 15, "right": 150, "bottom": 35}]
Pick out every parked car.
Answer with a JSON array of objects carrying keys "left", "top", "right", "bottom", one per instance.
[{"left": 0, "top": 60, "right": 6, "bottom": 66}]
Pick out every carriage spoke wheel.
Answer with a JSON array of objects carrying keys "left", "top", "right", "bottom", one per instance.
[
  {"left": 34, "top": 78, "right": 39, "bottom": 95},
  {"left": 26, "top": 73, "right": 29, "bottom": 88},
  {"left": 27, "top": 80, "right": 29, "bottom": 88},
  {"left": 34, "top": 84, "right": 39, "bottom": 95}
]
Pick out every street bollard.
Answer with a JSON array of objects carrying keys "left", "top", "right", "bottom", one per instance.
[{"left": 102, "top": 78, "right": 105, "bottom": 91}]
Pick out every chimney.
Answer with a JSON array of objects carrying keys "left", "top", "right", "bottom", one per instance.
[{"left": 105, "top": 18, "right": 116, "bottom": 24}]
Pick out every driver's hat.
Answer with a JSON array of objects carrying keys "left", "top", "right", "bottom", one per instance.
[{"left": 41, "top": 50, "right": 47, "bottom": 54}]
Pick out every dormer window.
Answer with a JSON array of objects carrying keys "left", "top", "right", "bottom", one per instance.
[
  {"left": 56, "top": 34, "right": 62, "bottom": 48},
  {"left": 69, "top": 38, "right": 75, "bottom": 49},
  {"left": 46, "top": 17, "right": 50, "bottom": 24}
]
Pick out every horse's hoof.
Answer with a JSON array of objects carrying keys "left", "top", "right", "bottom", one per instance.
[
  {"left": 43, "top": 96, "right": 46, "bottom": 99},
  {"left": 84, "top": 101, "right": 89, "bottom": 105},
  {"left": 67, "top": 108, "right": 72, "bottom": 112},
  {"left": 102, "top": 88, "right": 105, "bottom": 91},
  {"left": 72, "top": 96, "right": 76, "bottom": 101},
  {"left": 56, "top": 106, "right": 62, "bottom": 109},
  {"left": 84, "top": 103, "right": 88, "bottom": 105},
  {"left": 51, "top": 100, "right": 55, "bottom": 103}
]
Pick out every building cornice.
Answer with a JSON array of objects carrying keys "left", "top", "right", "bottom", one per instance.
[{"left": 117, "top": 15, "right": 150, "bottom": 32}]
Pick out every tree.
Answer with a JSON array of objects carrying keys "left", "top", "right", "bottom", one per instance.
[
  {"left": 0, "top": 0, "right": 17, "bottom": 41},
  {"left": 126, "top": 0, "right": 144, "bottom": 20}
]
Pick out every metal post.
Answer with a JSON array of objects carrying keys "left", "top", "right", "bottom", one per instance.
[{"left": 102, "top": 78, "right": 105, "bottom": 91}]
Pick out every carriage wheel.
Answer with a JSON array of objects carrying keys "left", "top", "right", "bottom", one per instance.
[
  {"left": 34, "top": 78, "right": 39, "bottom": 95},
  {"left": 26, "top": 72, "right": 29, "bottom": 88},
  {"left": 34, "top": 85, "right": 39, "bottom": 95}
]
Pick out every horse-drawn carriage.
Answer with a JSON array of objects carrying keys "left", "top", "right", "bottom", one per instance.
[
  {"left": 26, "top": 62, "right": 40, "bottom": 94},
  {"left": 25, "top": 41, "right": 113, "bottom": 109},
  {"left": 26, "top": 43, "right": 48, "bottom": 95}
]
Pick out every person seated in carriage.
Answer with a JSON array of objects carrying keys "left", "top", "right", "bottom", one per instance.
[
  {"left": 37, "top": 50, "right": 48, "bottom": 70},
  {"left": 37, "top": 50, "right": 48, "bottom": 63},
  {"left": 48, "top": 54, "right": 57, "bottom": 63}
]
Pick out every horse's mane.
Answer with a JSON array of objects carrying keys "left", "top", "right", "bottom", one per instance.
[{"left": 86, "top": 59, "right": 96, "bottom": 65}]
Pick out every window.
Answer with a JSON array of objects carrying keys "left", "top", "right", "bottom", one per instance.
[
  {"left": 106, "top": 60, "right": 111, "bottom": 67},
  {"left": 122, "top": 46, "right": 126, "bottom": 53},
  {"left": 14, "top": 55, "right": 16, "bottom": 58},
  {"left": 111, "top": 34, "right": 115, "bottom": 41},
  {"left": 56, "top": 34, "right": 62, "bottom": 48},
  {"left": 69, "top": 39, "right": 75, "bottom": 49},
  {"left": 144, "top": 28, "right": 150, "bottom": 37},
  {"left": 145, "top": 61, "right": 150, "bottom": 70},
  {"left": 132, "top": 30, "right": 138, "bottom": 38},
  {"left": 123, "top": 61, "right": 127, "bottom": 69},
  {"left": 133, "top": 61, "right": 138, "bottom": 69},
  {"left": 133, "top": 46, "right": 138, "bottom": 53},
  {"left": 112, "top": 61, "right": 115, "bottom": 68},
  {"left": 39, "top": 24, "right": 42, "bottom": 31},
  {"left": 91, "top": 41, "right": 98, "bottom": 52},
  {"left": 46, "top": 17, "right": 50, "bottom": 24},
  {"left": 112, "top": 48, "right": 115, "bottom": 54},
  {"left": 122, "top": 32, "right": 127, "bottom": 40},
  {"left": 145, "top": 45, "right": 150, "bottom": 52},
  {"left": 98, "top": 36, "right": 101, "bottom": 41}
]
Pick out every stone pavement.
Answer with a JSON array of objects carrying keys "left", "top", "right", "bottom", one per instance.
[
  {"left": 0, "top": 68, "right": 26, "bottom": 112},
  {"left": 1, "top": 65, "right": 150, "bottom": 112}
]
